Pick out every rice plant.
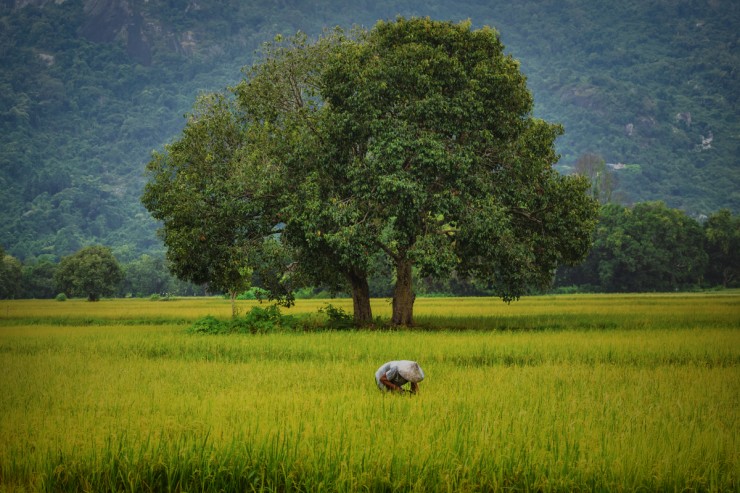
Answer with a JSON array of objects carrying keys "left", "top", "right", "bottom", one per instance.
[{"left": 0, "top": 293, "right": 738, "bottom": 491}]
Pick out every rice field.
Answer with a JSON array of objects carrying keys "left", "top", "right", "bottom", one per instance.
[{"left": 0, "top": 293, "right": 738, "bottom": 492}]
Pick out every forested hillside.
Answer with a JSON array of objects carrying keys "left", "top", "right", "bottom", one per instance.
[{"left": 1, "top": 0, "right": 738, "bottom": 262}]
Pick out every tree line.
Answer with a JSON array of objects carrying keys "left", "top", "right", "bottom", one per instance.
[
  {"left": 0, "top": 245, "right": 205, "bottom": 301},
  {"left": 556, "top": 203, "right": 739, "bottom": 292},
  {"left": 1, "top": 202, "right": 737, "bottom": 302}
]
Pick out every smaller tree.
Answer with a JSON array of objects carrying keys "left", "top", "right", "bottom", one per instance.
[
  {"left": 563, "top": 202, "right": 707, "bottom": 292},
  {"left": 142, "top": 92, "right": 288, "bottom": 316},
  {"left": 21, "top": 257, "right": 58, "bottom": 298},
  {"left": 0, "top": 247, "right": 23, "bottom": 299},
  {"left": 55, "top": 246, "right": 123, "bottom": 301},
  {"left": 573, "top": 153, "right": 618, "bottom": 204},
  {"left": 122, "top": 254, "right": 174, "bottom": 297},
  {"left": 704, "top": 209, "right": 740, "bottom": 288}
]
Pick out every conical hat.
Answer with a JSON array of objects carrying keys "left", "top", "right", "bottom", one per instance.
[{"left": 397, "top": 361, "right": 425, "bottom": 383}]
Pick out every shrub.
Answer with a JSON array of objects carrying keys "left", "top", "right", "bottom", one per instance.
[
  {"left": 55, "top": 293, "right": 67, "bottom": 302},
  {"left": 188, "top": 315, "right": 227, "bottom": 334},
  {"left": 236, "top": 287, "right": 268, "bottom": 300},
  {"left": 319, "top": 303, "right": 354, "bottom": 330},
  {"left": 189, "top": 306, "right": 303, "bottom": 335},
  {"left": 188, "top": 305, "right": 339, "bottom": 335},
  {"left": 149, "top": 293, "right": 172, "bottom": 301},
  {"left": 230, "top": 304, "right": 289, "bottom": 334}
]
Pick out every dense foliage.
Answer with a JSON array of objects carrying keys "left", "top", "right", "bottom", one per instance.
[
  {"left": 140, "top": 92, "right": 287, "bottom": 315},
  {"left": 556, "top": 204, "right": 738, "bottom": 292},
  {"left": 54, "top": 245, "right": 124, "bottom": 301},
  {"left": 0, "top": 0, "right": 738, "bottom": 263},
  {"left": 144, "top": 19, "right": 600, "bottom": 324},
  {"left": 703, "top": 209, "right": 740, "bottom": 287},
  {"left": 1, "top": 203, "right": 738, "bottom": 300}
]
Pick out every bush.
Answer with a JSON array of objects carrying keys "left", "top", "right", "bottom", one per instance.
[
  {"left": 236, "top": 287, "right": 268, "bottom": 300},
  {"left": 229, "top": 304, "right": 296, "bottom": 334},
  {"left": 319, "top": 303, "right": 354, "bottom": 330},
  {"left": 187, "top": 305, "right": 352, "bottom": 335},
  {"left": 149, "top": 293, "right": 172, "bottom": 301},
  {"left": 55, "top": 293, "right": 67, "bottom": 302},
  {"left": 188, "top": 305, "right": 303, "bottom": 335},
  {"left": 188, "top": 315, "right": 226, "bottom": 334},
  {"left": 293, "top": 287, "right": 337, "bottom": 299}
]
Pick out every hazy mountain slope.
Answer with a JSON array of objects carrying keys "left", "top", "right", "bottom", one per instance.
[{"left": 1, "top": 0, "right": 737, "bottom": 261}]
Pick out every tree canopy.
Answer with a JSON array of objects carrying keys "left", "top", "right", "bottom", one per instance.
[
  {"left": 310, "top": 18, "right": 599, "bottom": 324},
  {"left": 141, "top": 93, "right": 290, "bottom": 314},
  {"left": 143, "top": 18, "right": 600, "bottom": 324},
  {"left": 557, "top": 202, "right": 709, "bottom": 292},
  {"left": 703, "top": 209, "right": 740, "bottom": 288},
  {"left": 54, "top": 245, "right": 123, "bottom": 301}
]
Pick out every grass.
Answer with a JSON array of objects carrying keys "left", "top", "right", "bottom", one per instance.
[
  {"left": 0, "top": 293, "right": 738, "bottom": 491},
  {"left": 3, "top": 292, "right": 738, "bottom": 329}
]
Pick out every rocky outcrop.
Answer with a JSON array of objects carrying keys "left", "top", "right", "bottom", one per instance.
[
  {"left": 80, "top": 0, "right": 151, "bottom": 64},
  {"left": 6, "top": 0, "right": 61, "bottom": 7},
  {"left": 9, "top": 0, "right": 157, "bottom": 65},
  {"left": 79, "top": 0, "right": 131, "bottom": 43}
]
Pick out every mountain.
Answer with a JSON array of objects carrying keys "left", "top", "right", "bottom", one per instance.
[{"left": 1, "top": 0, "right": 738, "bottom": 261}]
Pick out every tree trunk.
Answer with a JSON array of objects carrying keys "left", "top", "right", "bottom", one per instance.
[
  {"left": 392, "top": 258, "right": 415, "bottom": 326},
  {"left": 229, "top": 290, "right": 238, "bottom": 318},
  {"left": 347, "top": 269, "right": 373, "bottom": 325},
  {"left": 723, "top": 267, "right": 733, "bottom": 288}
]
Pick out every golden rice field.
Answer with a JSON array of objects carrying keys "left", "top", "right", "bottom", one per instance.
[{"left": 0, "top": 293, "right": 738, "bottom": 492}]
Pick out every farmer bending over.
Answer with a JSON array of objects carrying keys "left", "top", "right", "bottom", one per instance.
[{"left": 375, "top": 360, "right": 425, "bottom": 394}]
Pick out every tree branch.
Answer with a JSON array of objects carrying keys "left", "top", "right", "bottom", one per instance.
[
  {"left": 511, "top": 208, "right": 539, "bottom": 221},
  {"left": 375, "top": 240, "right": 399, "bottom": 262}
]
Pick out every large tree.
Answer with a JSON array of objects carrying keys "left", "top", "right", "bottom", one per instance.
[
  {"left": 145, "top": 18, "right": 599, "bottom": 325},
  {"left": 316, "top": 18, "right": 598, "bottom": 324},
  {"left": 54, "top": 245, "right": 123, "bottom": 301},
  {"left": 241, "top": 19, "right": 598, "bottom": 325}
]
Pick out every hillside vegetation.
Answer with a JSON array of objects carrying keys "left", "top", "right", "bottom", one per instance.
[{"left": 1, "top": 0, "right": 738, "bottom": 261}]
